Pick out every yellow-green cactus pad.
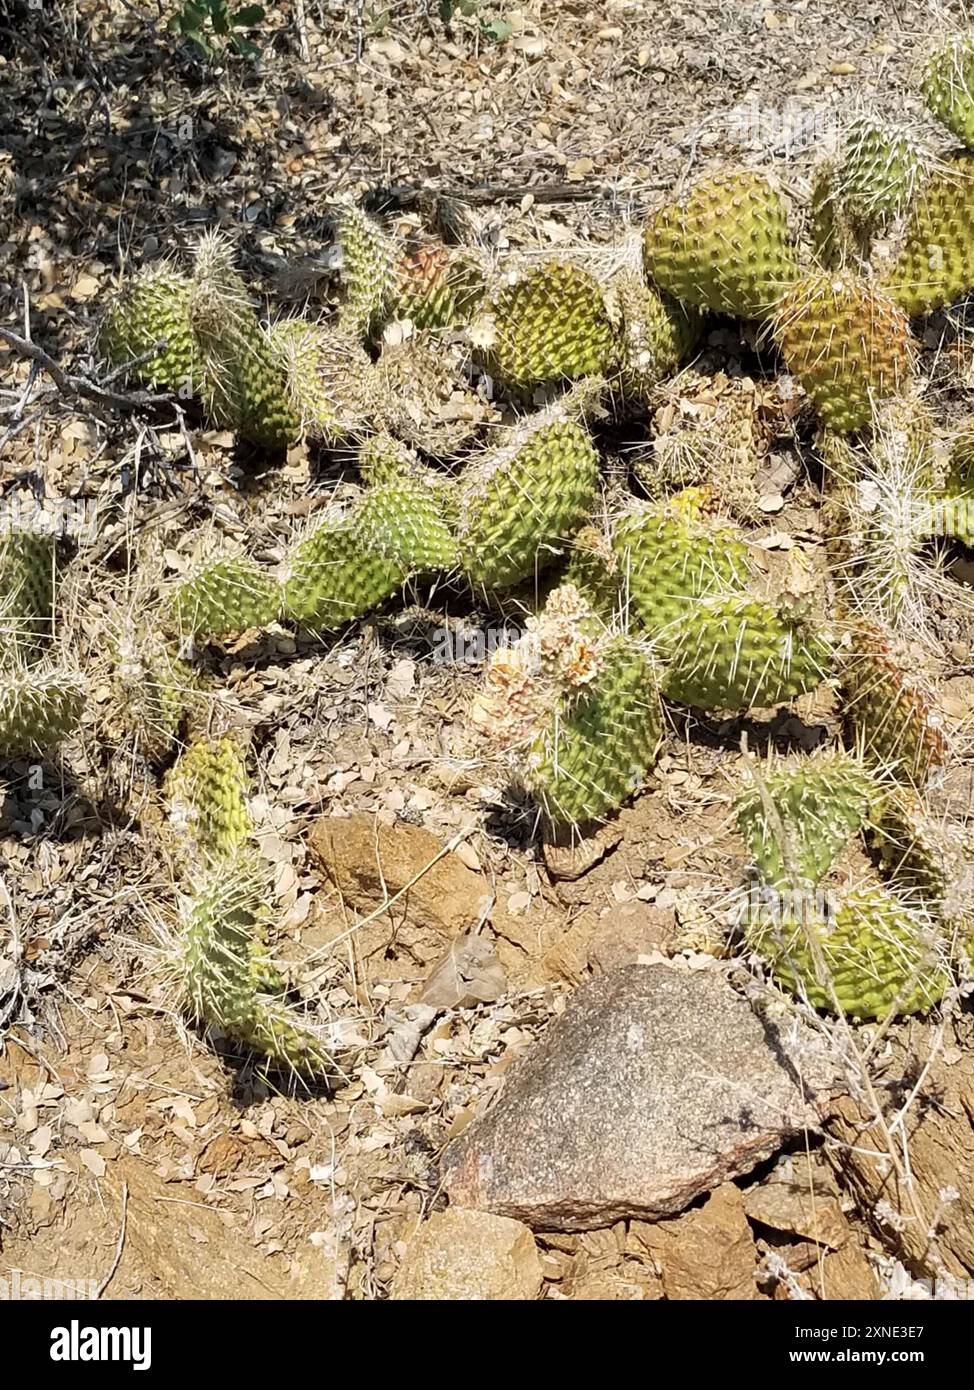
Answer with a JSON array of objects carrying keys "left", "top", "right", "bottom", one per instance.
[
  {"left": 746, "top": 882, "right": 949, "bottom": 1019},
  {"left": 643, "top": 169, "right": 798, "bottom": 319},
  {"left": 166, "top": 736, "right": 252, "bottom": 860},
  {"left": 0, "top": 666, "right": 85, "bottom": 757},
  {"left": 457, "top": 409, "right": 600, "bottom": 590},
  {"left": 774, "top": 271, "right": 913, "bottom": 433},
  {"left": 884, "top": 155, "right": 974, "bottom": 316},
  {"left": 98, "top": 263, "right": 198, "bottom": 394},
  {"left": 527, "top": 636, "right": 663, "bottom": 826},
  {"left": 663, "top": 595, "right": 833, "bottom": 712},
  {"left": 172, "top": 555, "right": 280, "bottom": 640},
  {"left": 923, "top": 35, "right": 974, "bottom": 150}
]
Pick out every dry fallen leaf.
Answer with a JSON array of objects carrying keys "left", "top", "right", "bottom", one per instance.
[{"left": 419, "top": 935, "right": 506, "bottom": 1010}]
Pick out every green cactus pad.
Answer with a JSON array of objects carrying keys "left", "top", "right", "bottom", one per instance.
[
  {"left": 476, "top": 260, "right": 616, "bottom": 389},
  {"left": 0, "top": 530, "right": 56, "bottom": 655},
  {"left": 643, "top": 169, "right": 798, "bottom": 319},
  {"left": 166, "top": 736, "right": 252, "bottom": 860},
  {"left": 843, "top": 628, "right": 947, "bottom": 785},
  {"left": 171, "top": 555, "right": 280, "bottom": 640},
  {"left": 774, "top": 271, "right": 913, "bottom": 433},
  {"left": 526, "top": 636, "right": 663, "bottom": 826},
  {"left": 388, "top": 241, "right": 485, "bottom": 331},
  {"left": 457, "top": 411, "right": 600, "bottom": 590},
  {"left": 923, "top": 35, "right": 974, "bottom": 150},
  {"left": 884, "top": 155, "right": 974, "bottom": 316},
  {"left": 834, "top": 117, "right": 928, "bottom": 240},
  {"left": 189, "top": 233, "right": 300, "bottom": 449},
  {"left": 735, "top": 751, "right": 878, "bottom": 891},
  {"left": 0, "top": 666, "right": 85, "bottom": 757},
  {"left": 610, "top": 495, "right": 750, "bottom": 647},
  {"left": 332, "top": 205, "right": 399, "bottom": 342},
  {"left": 281, "top": 503, "right": 406, "bottom": 630},
  {"left": 98, "top": 263, "right": 198, "bottom": 394},
  {"left": 175, "top": 855, "right": 334, "bottom": 1077},
  {"left": 606, "top": 270, "right": 702, "bottom": 404},
  {"left": 267, "top": 319, "right": 375, "bottom": 444},
  {"left": 663, "top": 595, "right": 833, "bottom": 712},
  {"left": 746, "top": 882, "right": 949, "bottom": 1019},
  {"left": 357, "top": 432, "right": 423, "bottom": 487}
]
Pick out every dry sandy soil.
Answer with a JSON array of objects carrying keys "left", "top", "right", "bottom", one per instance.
[{"left": 2, "top": 0, "right": 974, "bottom": 1301}]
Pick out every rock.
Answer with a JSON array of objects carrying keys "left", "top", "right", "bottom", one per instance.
[
  {"left": 743, "top": 1151, "right": 848, "bottom": 1252},
  {"left": 308, "top": 814, "right": 488, "bottom": 935},
  {"left": 542, "top": 825, "right": 622, "bottom": 880},
  {"left": 390, "top": 1208, "right": 543, "bottom": 1300},
  {"left": 773, "top": 1241, "right": 881, "bottom": 1301},
  {"left": 442, "top": 964, "right": 832, "bottom": 1230},
  {"left": 629, "top": 1184, "right": 762, "bottom": 1300},
  {"left": 587, "top": 902, "right": 677, "bottom": 972},
  {"left": 826, "top": 1033, "right": 974, "bottom": 1278}
]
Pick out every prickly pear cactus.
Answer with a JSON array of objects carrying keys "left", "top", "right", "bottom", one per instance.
[
  {"left": 0, "top": 530, "right": 56, "bottom": 655},
  {"left": 457, "top": 406, "right": 600, "bottom": 590},
  {"left": 357, "top": 432, "right": 423, "bottom": 487},
  {"left": 834, "top": 117, "right": 929, "bottom": 240},
  {"left": 358, "top": 471, "right": 459, "bottom": 573},
  {"left": 388, "top": 240, "right": 484, "bottom": 330},
  {"left": 281, "top": 500, "right": 406, "bottom": 630},
  {"left": 606, "top": 270, "right": 701, "bottom": 404},
  {"left": 610, "top": 494, "right": 750, "bottom": 646},
  {"left": 774, "top": 271, "right": 913, "bottom": 432},
  {"left": 884, "top": 155, "right": 974, "bottom": 316},
  {"left": 166, "top": 736, "right": 252, "bottom": 860},
  {"left": 189, "top": 232, "right": 300, "bottom": 449},
  {"left": 923, "top": 35, "right": 974, "bottom": 151},
  {"left": 527, "top": 636, "right": 663, "bottom": 826},
  {"left": 332, "top": 204, "right": 399, "bottom": 342},
  {"left": 116, "top": 631, "right": 194, "bottom": 766},
  {"left": 746, "top": 881, "right": 949, "bottom": 1019},
  {"left": 267, "top": 319, "right": 375, "bottom": 444},
  {"left": 171, "top": 555, "right": 280, "bottom": 640},
  {"left": 643, "top": 169, "right": 798, "bottom": 319},
  {"left": 662, "top": 595, "right": 833, "bottom": 712},
  {"left": 0, "top": 666, "right": 85, "bottom": 757},
  {"left": 98, "top": 263, "right": 198, "bottom": 394},
  {"left": 735, "top": 751, "right": 877, "bottom": 890},
  {"left": 842, "top": 627, "right": 947, "bottom": 786},
  {"left": 173, "top": 854, "right": 334, "bottom": 1077},
  {"left": 473, "top": 260, "right": 616, "bottom": 389}
]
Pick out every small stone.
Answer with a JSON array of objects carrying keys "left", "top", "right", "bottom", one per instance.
[
  {"left": 442, "top": 964, "right": 832, "bottom": 1230},
  {"left": 629, "top": 1184, "right": 762, "bottom": 1300},
  {"left": 390, "top": 1208, "right": 543, "bottom": 1300}
]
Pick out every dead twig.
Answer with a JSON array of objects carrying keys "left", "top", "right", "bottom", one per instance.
[{"left": 0, "top": 326, "right": 172, "bottom": 416}]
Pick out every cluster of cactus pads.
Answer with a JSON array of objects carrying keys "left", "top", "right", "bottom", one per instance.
[{"left": 23, "top": 27, "right": 966, "bottom": 1067}]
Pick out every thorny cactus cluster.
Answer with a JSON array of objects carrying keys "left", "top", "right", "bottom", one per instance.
[{"left": 11, "top": 32, "right": 974, "bottom": 1073}]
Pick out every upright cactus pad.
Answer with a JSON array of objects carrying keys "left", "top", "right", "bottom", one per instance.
[
  {"left": 774, "top": 271, "right": 913, "bottom": 433},
  {"left": 842, "top": 628, "right": 947, "bottom": 785},
  {"left": 388, "top": 240, "right": 484, "bottom": 330},
  {"left": 166, "top": 736, "right": 252, "bottom": 861},
  {"left": 606, "top": 270, "right": 701, "bottom": 403},
  {"left": 474, "top": 260, "right": 616, "bottom": 389},
  {"left": 527, "top": 635, "right": 663, "bottom": 827},
  {"left": 834, "top": 117, "right": 928, "bottom": 240},
  {"left": 332, "top": 204, "right": 399, "bottom": 341},
  {"left": 663, "top": 595, "right": 833, "bottom": 712},
  {"left": 0, "top": 666, "right": 85, "bottom": 757},
  {"left": 189, "top": 232, "right": 299, "bottom": 449},
  {"left": 923, "top": 35, "right": 974, "bottom": 150},
  {"left": 735, "top": 752, "right": 877, "bottom": 890},
  {"left": 457, "top": 409, "right": 600, "bottom": 590},
  {"left": 0, "top": 530, "right": 56, "bottom": 653},
  {"left": 643, "top": 169, "right": 798, "bottom": 319},
  {"left": 267, "top": 319, "right": 375, "bottom": 444},
  {"left": 98, "top": 263, "right": 197, "bottom": 394},
  {"left": 610, "top": 496, "right": 750, "bottom": 646},
  {"left": 174, "top": 855, "right": 334, "bottom": 1077},
  {"left": 281, "top": 501, "right": 406, "bottom": 630},
  {"left": 746, "top": 882, "right": 949, "bottom": 1019},
  {"left": 172, "top": 555, "right": 280, "bottom": 640},
  {"left": 884, "top": 155, "right": 974, "bottom": 316}
]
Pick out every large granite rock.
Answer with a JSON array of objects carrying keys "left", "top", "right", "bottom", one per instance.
[{"left": 442, "top": 963, "right": 834, "bottom": 1231}]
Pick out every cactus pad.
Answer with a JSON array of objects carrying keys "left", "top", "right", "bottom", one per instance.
[
  {"left": 643, "top": 169, "right": 798, "bottom": 319},
  {"left": 884, "top": 155, "right": 974, "bottom": 316},
  {"left": 172, "top": 555, "right": 280, "bottom": 640},
  {"left": 663, "top": 595, "right": 833, "bottom": 711},
  {"left": 0, "top": 666, "right": 85, "bottom": 757},
  {"left": 166, "top": 736, "right": 252, "bottom": 860},
  {"left": 99, "top": 264, "right": 197, "bottom": 394},
  {"left": 923, "top": 36, "right": 974, "bottom": 150},
  {"left": 842, "top": 627, "right": 947, "bottom": 785},
  {"left": 267, "top": 319, "right": 375, "bottom": 444},
  {"left": 775, "top": 271, "right": 913, "bottom": 433},
  {"left": 0, "top": 530, "right": 56, "bottom": 654}
]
